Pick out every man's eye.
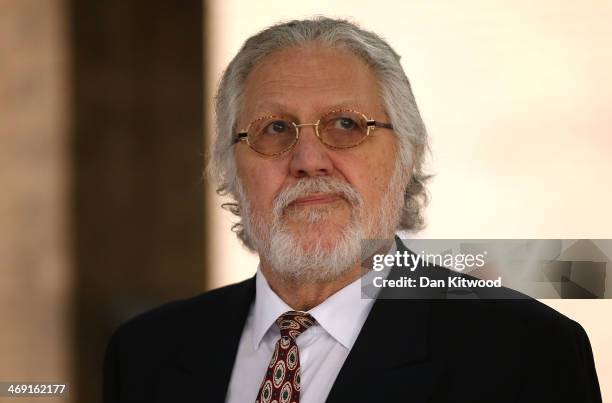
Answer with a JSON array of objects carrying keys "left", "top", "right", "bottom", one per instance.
[
  {"left": 334, "top": 117, "right": 357, "bottom": 130},
  {"left": 264, "top": 120, "right": 290, "bottom": 135}
]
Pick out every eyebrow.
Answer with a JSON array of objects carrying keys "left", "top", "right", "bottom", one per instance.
[{"left": 248, "top": 101, "right": 369, "bottom": 120}]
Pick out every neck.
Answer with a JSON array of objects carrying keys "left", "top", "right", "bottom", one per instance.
[{"left": 260, "top": 262, "right": 362, "bottom": 311}]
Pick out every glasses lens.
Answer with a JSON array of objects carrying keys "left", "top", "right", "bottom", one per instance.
[
  {"left": 319, "top": 110, "right": 369, "bottom": 148},
  {"left": 248, "top": 117, "right": 297, "bottom": 155}
]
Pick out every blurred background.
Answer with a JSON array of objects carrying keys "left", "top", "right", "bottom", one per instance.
[{"left": 0, "top": 0, "right": 610, "bottom": 401}]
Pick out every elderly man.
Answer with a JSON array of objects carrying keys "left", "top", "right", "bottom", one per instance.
[{"left": 103, "top": 18, "right": 601, "bottom": 403}]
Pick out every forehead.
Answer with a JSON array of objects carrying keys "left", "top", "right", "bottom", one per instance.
[{"left": 240, "top": 45, "right": 384, "bottom": 120}]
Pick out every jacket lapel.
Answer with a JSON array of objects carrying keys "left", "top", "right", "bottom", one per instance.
[
  {"left": 326, "top": 297, "right": 441, "bottom": 402},
  {"left": 326, "top": 238, "right": 442, "bottom": 402}
]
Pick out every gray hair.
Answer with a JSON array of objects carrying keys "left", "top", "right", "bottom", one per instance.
[{"left": 208, "top": 17, "right": 431, "bottom": 250}]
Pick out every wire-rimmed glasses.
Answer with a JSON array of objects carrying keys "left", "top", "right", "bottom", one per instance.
[{"left": 232, "top": 109, "right": 394, "bottom": 156}]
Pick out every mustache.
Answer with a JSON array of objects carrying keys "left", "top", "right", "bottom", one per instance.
[{"left": 272, "top": 177, "right": 363, "bottom": 217}]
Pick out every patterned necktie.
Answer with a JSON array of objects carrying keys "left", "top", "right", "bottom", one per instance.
[{"left": 255, "top": 311, "right": 316, "bottom": 403}]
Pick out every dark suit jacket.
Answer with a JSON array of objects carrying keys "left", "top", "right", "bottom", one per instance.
[{"left": 104, "top": 244, "right": 602, "bottom": 402}]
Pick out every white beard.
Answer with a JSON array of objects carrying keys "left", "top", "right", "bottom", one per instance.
[{"left": 237, "top": 161, "right": 407, "bottom": 283}]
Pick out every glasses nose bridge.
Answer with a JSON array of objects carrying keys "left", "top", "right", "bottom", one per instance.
[
  {"left": 293, "top": 120, "right": 322, "bottom": 141},
  {"left": 294, "top": 121, "right": 319, "bottom": 130}
]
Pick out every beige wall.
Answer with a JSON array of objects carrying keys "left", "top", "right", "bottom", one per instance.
[
  {"left": 206, "top": 0, "right": 612, "bottom": 400},
  {"left": 0, "top": 0, "right": 72, "bottom": 398}
]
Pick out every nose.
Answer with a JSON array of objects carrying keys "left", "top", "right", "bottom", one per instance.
[{"left": 288, "top": 124, "right": 334, "bottom": 178}]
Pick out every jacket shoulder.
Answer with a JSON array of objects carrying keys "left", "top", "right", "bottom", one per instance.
[
  {"left": 103, "top": 278, "right": 255, "bottom": 402},
  {"left": 114, "top": 277, "right": 255, "bottom": 341}
]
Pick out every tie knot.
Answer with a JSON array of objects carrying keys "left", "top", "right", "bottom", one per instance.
[{"left": 275, "top": 311, "right": 316, "bottom": 339}]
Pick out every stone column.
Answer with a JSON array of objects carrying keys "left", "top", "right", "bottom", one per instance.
[{"left": 0, "top": 0, "right": 72, "bottom": 397}]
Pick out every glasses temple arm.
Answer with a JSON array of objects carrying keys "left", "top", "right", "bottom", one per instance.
[
  {"left": 232, "top": 132, "right": 248, "bottom": 144},
  {"left": 368, "top": 120, "right": 394, "bottom": 130}
]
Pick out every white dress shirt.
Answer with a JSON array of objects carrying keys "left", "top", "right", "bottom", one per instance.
[{"left": 225, "top": 268, "right": 376, "bottom": 403}]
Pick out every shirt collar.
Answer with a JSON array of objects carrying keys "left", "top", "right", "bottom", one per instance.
[
  {"left": 252, "top": 268, "right": 379, "bottom": 351},
  {"left": 307, "top": 273, "right": 375, "bottom": 349},
  {"left": 252, "top": 268, "right": 294, "bottom": 350}
]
